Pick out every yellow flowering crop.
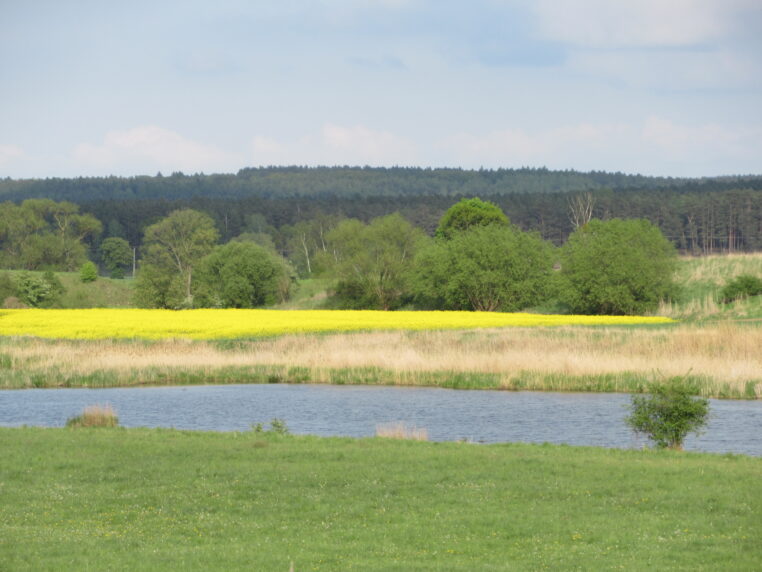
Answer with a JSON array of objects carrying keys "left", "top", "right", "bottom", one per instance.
[{"left": 0, "top": 309, "right": 674, "bottom": 340}]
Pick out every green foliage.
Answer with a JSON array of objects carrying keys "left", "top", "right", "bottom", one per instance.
[
  {"left": 325, "top": 213, "right": 426, "bottom": 310},
  {"left": 195, "top": 241, "right": 295, "bottom": 308},
  {"left": 0, "top": 271, "right": 16, "bottom": 303},
  {"left": 560, "top": 218, "right": 677, "bottom": 315},
  {"left": 281, "top": 213, "right": 343, "bottom": 278},
  {"left": 719, "top": 274, "right": 762, "bottom": 303},
  {"left": 100, "top": 237, "right": 132, "bottom": 278},
  {"left": 42, "top": 270, "right": 65, "bottom": 299},
  {"left": 15, "top": 271, "right": 65, "bottom": 307},
  {"left": 0, "top": 199, "right": 102, "bottom": 271},
  {"left": 134, "top": 209, "right": 219, "bottom": 308},
  {"left": 435, "top": 197, "right": 509, "bottom": 239},
  {"left": 133, "top": 264, "right": 186, "bottom": 309},
  {"left": 413, "top": 224, "right": 554, "bottom": 311},
  {"left": 251, "top": 418, "right": 290, "bottom": 435},
  {"left": 79, "top": 261, "right": 98, "bottom": 283},
  {"left": 627, "top": 378, "right": 710, "bottom": 450}
]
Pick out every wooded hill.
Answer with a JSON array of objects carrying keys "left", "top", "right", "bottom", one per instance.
[{"left": 2, "top": 167, "right": 762, "bottom": 253}]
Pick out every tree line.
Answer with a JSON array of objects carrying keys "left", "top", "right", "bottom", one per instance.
[
  {"left": 0, "top": 197, "right": 679, "bottom": 316},
  {"left": 72, "top": 186, "right": 762, "bottom": 256},
  {"left": 0, "top": 166, "right": 711, "bottom": 203},
  {"left": 3, "top": 167, "right": 761, "bottom": 255}
]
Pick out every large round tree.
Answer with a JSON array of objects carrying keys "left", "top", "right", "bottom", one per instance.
[
  {"left": 195, "top": 242, "right": 295, "bottom": 308},
  {"left": 560, "top": 218, "right": 677, "bottom": 315},
  {"left": 413, "top": 224, "right": 554, "bottom": 312},
  {"left": 435, "top": 197, "right": 509, "bottom": 239}
]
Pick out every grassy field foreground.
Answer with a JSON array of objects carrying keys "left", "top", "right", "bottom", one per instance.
[{"left": 1, "top": 428, "right": 760, "bottom": 571}]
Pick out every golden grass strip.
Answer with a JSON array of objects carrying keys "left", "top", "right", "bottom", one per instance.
[
  {"left": 0, "top": 309, "right": 673, "bottom": 340},
  {"left": 2, "top": 322, "right": 760, "bottom": 397}
]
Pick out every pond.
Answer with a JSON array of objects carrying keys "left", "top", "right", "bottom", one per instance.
[{"left": 1, "top": 384, "right": 760, "bottom": 456}]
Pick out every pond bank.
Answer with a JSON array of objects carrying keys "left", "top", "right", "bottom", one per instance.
[
  {"left": 3, "top": 384, "right": 761, "bottom": 455},
  {"left": 1, "top": 324, "right": 761, "bottom": 398}
]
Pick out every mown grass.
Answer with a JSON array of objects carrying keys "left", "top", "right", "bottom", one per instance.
[{"left": 0, "top": 428, "right": 759, "bottom": 571}]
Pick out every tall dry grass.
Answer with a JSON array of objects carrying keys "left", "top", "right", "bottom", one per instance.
[
  {"left": 375, "top": 422, "right": 428, "bottom": 441},
  {"left": 65, "top": 404, "right": 119, "bottom": 428},
  {"left": 659, "top": 252, "right": 762, "bottom": 319},
  {"left": 2, "top": 322, "right": 761, "bottom": 397}
]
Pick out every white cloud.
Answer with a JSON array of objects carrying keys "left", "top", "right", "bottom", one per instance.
[
  {"left": 0, "top": 144, "right": 25, "bottom": 169},
  {"left": 641, "top": 116, "right": 762, "bottom": 163},
  {"left": 72, "top": 126, "right": 242, "bottom": 174},
  {"left": 437, "top": 118, "right": 762, "bottom": 175},
  {"left": 249, "top": 123, "right": 420, "bottom": 166},
  {"left": 439, "top": 123, "right": 630, "bottom": 167},
  {"left": 568, "top": 48, "right": 761, "bottom": 90},
  {"left": 321, "top": 123, "right": 417, "bottom": 163},
  {"left": 530, "top": 1, "right": 762, "bottom": 90},
  {"left": 532, "top": 0, "right": 750, "bottom": 48}
]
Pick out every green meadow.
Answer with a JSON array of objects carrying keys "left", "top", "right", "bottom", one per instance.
[{"left": 1, "top": 427, "right": 760, "bottom": 571}]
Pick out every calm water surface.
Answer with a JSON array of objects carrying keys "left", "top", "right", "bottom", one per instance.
[{"left": 1, "top": 384, "right": 760, "bottom": 456}]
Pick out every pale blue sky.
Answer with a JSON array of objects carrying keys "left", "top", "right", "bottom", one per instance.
[{"left": 1, "top": 0, "right": 761, "bottom": 178}]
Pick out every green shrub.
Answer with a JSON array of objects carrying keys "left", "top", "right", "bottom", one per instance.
[
  {"left": 80, "top": 261, "right": 98, "bottom": 283},
  {"left": 16, "top": 272, "right": 52, "bottom": 307},
  {"left": 719, "top": 274, "right": 762, "bottom": 303},
  {"left": 626, "top": 378, "right": 709, "bottom": 450},
  {"left": 251, "top": 418, "right": 290, "bottom": 435}
]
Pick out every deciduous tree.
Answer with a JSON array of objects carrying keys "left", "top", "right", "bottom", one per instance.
[
  {"left": 560, "top": 218, "right": 677, "bottom": 315},
  {"left": 326, "top": 213, "right": 425, "bottom": 310},
  {"left": 413, "top": 224, "right": 554, "bottom": 311},
  {"left": 134, "top": 209, "right": 219, "bottom": 308}
]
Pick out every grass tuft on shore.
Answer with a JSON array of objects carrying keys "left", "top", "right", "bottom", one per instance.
[
  {"left": 65, "top": 404, "right": 119, "bottom": 428},
  {"left": 375, "top": 422, "right": 428, "bottom": 441}
]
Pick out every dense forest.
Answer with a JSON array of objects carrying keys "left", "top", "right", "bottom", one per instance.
[{"left": 2, "top": 167, "right": 762, "bottom": 256}]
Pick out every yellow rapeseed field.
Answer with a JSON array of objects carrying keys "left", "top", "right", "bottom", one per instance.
[{"left": 0, "top": 309, "right": 674, "bottom": 340}]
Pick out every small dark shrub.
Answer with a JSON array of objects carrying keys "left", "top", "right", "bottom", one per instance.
[
  {"left": 251, "top": 418, "right": 290, "bottom": 435},
  {"left": 269, "top": 418, "right": 289, "bottom": 435},
  {"left": 719, "top": 274, "right": 762, "bottom": 303},
  {"left": 626, "top": 378, "right": 709, "bottom": 450}
]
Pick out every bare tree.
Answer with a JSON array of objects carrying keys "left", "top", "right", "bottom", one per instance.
[{"left": 568, "top": 192, "right": 595, "bottom": 229}]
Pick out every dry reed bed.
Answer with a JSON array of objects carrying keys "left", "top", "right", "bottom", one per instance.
[{"left": 2, "top": 322, "right": 761, "bottom": 396}]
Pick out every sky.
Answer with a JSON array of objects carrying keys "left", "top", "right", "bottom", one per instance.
[{"left": 1, "top": 0, "right": 761, "bottom": 179}]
